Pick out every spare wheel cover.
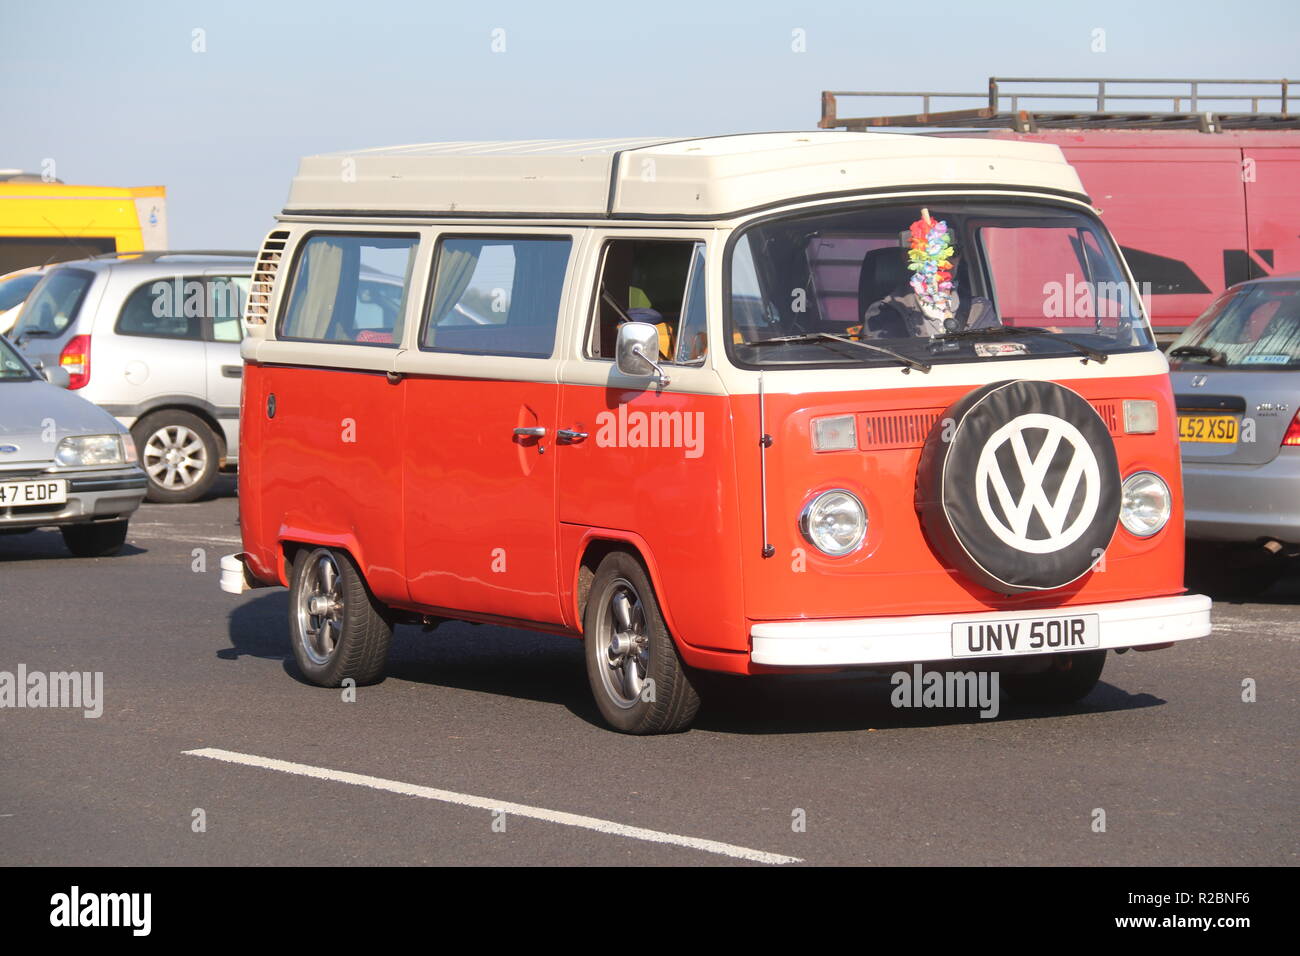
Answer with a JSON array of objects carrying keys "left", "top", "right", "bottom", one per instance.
[{"left": 916, "top": 379, "right": 1121, "bottom": 595}]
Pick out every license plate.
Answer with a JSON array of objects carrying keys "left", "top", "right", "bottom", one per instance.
[
  {"left": 0, "top": 479, "right": 67, "bottom": 507},
  {"left": 951, "top": 614, "right": 1100, "bottom": 658},
  {"left": 1178, "top": 413, "right": 1238, "bottom": 443}
]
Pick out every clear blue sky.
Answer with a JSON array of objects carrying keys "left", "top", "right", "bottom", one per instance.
[{"left": 3, "top": 0, "right": 1296, "bottom": 248}]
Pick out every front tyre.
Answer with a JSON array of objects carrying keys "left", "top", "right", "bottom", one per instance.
[
  {"left": 584, "top": 551, "right": 700, "bottom": 734},
  {"left": 289, "top": 546, "right": 392, "bottom": 687},
  {"left": 1001, "top": 649, "right": 1106, "bottom": 706},
  {"left": 61, "top": 519, "right": 129, "bottom": 557}
]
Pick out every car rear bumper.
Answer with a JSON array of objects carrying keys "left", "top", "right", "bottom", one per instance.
[
  {"left": 1182, "top": 449, "right": 1300, "bottom": 544},
  {"left": 0, "top": 467, "right": 147, "bottom": 530},
  {"left": 749, "top": 594, "right": 1211, "bottom": 667}
]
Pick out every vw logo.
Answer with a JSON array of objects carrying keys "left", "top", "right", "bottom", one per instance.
[{"left": 974, "top": 413, "right": 1101, "bottom": 555}]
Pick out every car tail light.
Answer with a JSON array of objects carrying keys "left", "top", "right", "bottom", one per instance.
[
  {"left": 59, "top": 335, "right": 91, "bottom": 389},
  {"left": 1283, "top": 409, "right": 1300, "bottom": 447}
]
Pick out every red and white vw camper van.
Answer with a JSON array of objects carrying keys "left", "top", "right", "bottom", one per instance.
[{"left": 222, "top": 132, "right": 1211, "bottom": 733}]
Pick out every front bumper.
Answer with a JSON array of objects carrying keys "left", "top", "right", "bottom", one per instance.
[
  {"left": 1182, "top": 448, "right": 1300, "bottom": 545},
  {"left": 0, "top": 467, "right": 148, "bottom": 530},
  {"left": 750, "top": 594, "right": 1211, "bottom": 667}
]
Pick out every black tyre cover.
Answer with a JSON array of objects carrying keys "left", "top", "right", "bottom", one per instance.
[{"left": 916, "top": 380, "right": 1121, "bottom": 595}]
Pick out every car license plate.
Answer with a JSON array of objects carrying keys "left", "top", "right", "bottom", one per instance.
[
  {"left": 0, "top": 479, "right": 67, "bottom": 507},
  {"left": 951, "top": 614, "right": 1100, "bottom": 658},
  {"left": 1178, "top": 413, "right": 1238, "bottom": 443}
]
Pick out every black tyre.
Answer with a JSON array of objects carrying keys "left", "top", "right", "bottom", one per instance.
[
  {"left": 289, "top": 546, "right": 392, "bottom": 686},
  {"left": 1001, "top": 649, "right": 1106, "bottom": 706},
  {"left": 60, "top": 519, "right": 129, "bottom": 557},
  {"left": 583, "top": 551, "right": 700, "bottom": 734},
  {"left": 133, "top": 410, "right": 220, "bottom": 503}
]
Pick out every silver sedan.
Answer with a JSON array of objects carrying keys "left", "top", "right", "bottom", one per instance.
[
  {"left": 1169, "top": 273, "right": 1300, "bottom": 596},
  {"left": 0, "top": 335, "right": 147, "bottom": 556}
]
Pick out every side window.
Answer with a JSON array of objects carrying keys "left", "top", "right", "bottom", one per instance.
[
  {"left": 674, "top": 243, "right": 708, "bottom": 364},
  {"left": 209, "top": 276, "right": 250, "bottom": 342},
  {"left": 116, "top": 277, "right": 206, "bottom": 340},
  {"left": 588, "top": 239, "right": 700, "bottom": 362},
  {"left": 422, "top": 236, "right": 571, "bottom": 358},
  {"left": 279, "top": 234, "right": 418, "bottom": 345}
]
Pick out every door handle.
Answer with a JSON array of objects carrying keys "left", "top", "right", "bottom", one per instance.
[
  {"left": 513, "top": 426, "right": 547, "bottom": 438},
  {"left": 556, "top": 429, "right": 587, "bottom": 444},
  {"left": 222, "top": 365, "right": 243, "bottom": 379}
]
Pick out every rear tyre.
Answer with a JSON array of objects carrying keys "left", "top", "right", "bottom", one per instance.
[
  {"left": 133, "top": 410, "right": 219, "bottom": 503},
  {"left": 289, "top": 546, "right": 392, "bottom": 687},
  {"left": 584, "top": 551, "right": 700, "bottom": 734},
  {"left": 1001, "top": 649, "right": 1106, "bottom": 706},
  {"left": 60, "top": 519, "right": 129, "bottom": 557}
]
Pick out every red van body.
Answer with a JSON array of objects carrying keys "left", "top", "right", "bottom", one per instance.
[{"left": 223, "top": 133, "right": 1212, "bottom": 733}]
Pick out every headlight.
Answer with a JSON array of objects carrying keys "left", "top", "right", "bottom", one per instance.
[
  {"left": 1120, "top": 471, "right": 1171, "bottom": 537},
  {"left": 799, "top": 489, "right": 867, "bottom": 556},
  {"left": 55, "top": 434, "right": 125, "bottom": 467}
]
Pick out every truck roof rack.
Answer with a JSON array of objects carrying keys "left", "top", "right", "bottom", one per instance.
[
  {"left": 89, "top": 250, "right": 256, "bottom": 262},
  {"left": 820, "top": 77, "right": 1298, "bottom": 133}
]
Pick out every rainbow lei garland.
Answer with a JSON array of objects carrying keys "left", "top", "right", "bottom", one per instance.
[{"left": 907, "top": 210, "right": 957, "bottom": 322}]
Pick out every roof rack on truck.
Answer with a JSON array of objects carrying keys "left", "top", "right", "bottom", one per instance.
[{"left": 819, "top": 77, "right": 1297, "bottom": 133}]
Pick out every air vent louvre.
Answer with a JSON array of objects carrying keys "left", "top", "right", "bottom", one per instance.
[
  {"left": 245, "top": 230, "right": 290, "bottom": 325},
  {"left": 859, "top": 410, "right": 942, "bottom": 450}
]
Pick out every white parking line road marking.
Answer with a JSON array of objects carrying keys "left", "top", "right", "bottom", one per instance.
[{"left": 183, "top": 747, "right": 803, "bottom": 865}]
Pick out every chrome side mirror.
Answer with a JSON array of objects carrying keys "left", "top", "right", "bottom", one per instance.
[
  {"left": 41, "top": 364, "right": 71, "bottom": 389},
  {"left": 615, "top": 321, "right": 670, "bottom": 385}
]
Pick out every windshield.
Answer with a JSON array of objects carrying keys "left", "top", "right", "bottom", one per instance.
[
  {"left": 0, "top": 336, "right": 35, "bottom": 380},
  {"left": 727, "top": 200, "right": 1154, "bottom": 368},
  {"left": 0, "top": 272, "right": 42, "bottom": 312},
  {"left": 1168, "top": 281, "right": 1300, "bottom": 369},
  {"left": 12, "top": 267, "right": 94, "bottom": 338}
]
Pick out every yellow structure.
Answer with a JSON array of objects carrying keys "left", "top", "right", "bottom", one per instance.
[{"left": 0, "top": 176, "right": 168, "bottom": 274}]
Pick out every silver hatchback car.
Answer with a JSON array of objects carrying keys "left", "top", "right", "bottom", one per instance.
[
  {"left": 0, "top": 335, "right": 147, "bottom": 555},
  {"left": 9, "top": 250, "right": 254, "bottom": 502},
  {"left": 1169, "top": 273, "right": 1300, "bottom": 596}
]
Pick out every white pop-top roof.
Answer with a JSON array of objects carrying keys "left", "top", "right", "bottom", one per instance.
[{"left": 284, "top": 131, "right": 1087, "bottom": 219}]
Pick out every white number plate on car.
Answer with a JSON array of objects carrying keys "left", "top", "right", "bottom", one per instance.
[
  {"left": 951, "top": 614, "right": 1100, "bottom": 658},
  {"left": 0, "top": 479, "right": 67, "bottom": 507}
]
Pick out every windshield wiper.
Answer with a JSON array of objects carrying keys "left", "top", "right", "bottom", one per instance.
[
  {"left": 1168, "top": 344, "right": 1224, "bottom": 365},
  {"left": 745, "top": 333, "right": 931, "bottom": 373},
  {"left": 932, "top": 325, "right": 1108, "bottom": 364}
]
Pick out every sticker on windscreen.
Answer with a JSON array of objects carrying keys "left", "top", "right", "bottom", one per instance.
[
  {"left": 973, "top": 342, "right": 1028, "bottom": 358},
  {"left": 1242, "top": 354, "right": 1292, "bottom": 364}
]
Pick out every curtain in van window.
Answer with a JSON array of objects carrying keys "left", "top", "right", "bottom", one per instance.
[
  {"left": 426, "top": 245, "right": 480, "bottom": 345},
  {"left": 511, "top": 240, "right": 570, "bottom": 327},
  {"left": 299, "top": 239, "right": 344, "bottom": 340}
]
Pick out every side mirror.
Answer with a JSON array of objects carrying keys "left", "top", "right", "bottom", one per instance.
[
  {"left": 615, "top": 321, "right": 670, "bottom": 385},
  {"left": 41, "top": 365, "right": 71, "bottom": 389}
]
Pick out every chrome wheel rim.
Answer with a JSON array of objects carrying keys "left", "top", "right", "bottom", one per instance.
[
  {"left": 596, "top": 579, "right": 650, "bottom": 709},
  {"left": 295, "top": 550, "right": 344, "bottom": 666},
  {"left": 142, "top": 424, "right": 208, "bottom": 490}
]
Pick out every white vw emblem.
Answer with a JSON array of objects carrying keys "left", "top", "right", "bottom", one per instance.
[{"left": 974, "top": 413, "right": 1101, "bottom": 554}]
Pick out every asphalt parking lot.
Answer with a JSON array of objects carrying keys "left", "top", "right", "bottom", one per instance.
[{"left": 1, "top": 482, "right": 1295, "bottom": 866}]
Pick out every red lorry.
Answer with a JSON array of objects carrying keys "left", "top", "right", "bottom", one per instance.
[{"left": 821, "top": 78, "right": 1300, "bottom": 339}]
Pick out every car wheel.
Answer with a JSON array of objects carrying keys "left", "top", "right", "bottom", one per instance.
[
  {"left": 61, "top": 519, "right": 129, "bottom": 557},
  {"left": 1001, "top": 650, "right": 1106, "bottom": 706},
  {"left": 583, "top": 551, "right": 700, "bottom": 734},
  {"left": 134, "top": 410, "right": 219, "bottom": 503},
  {"left": 289, "top": 546, "right": 392, "bottom": 687}
]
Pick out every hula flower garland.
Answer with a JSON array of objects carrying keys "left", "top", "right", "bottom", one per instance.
[{"left": 907, "top": 208, "right": 958, "bottom": 322}]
